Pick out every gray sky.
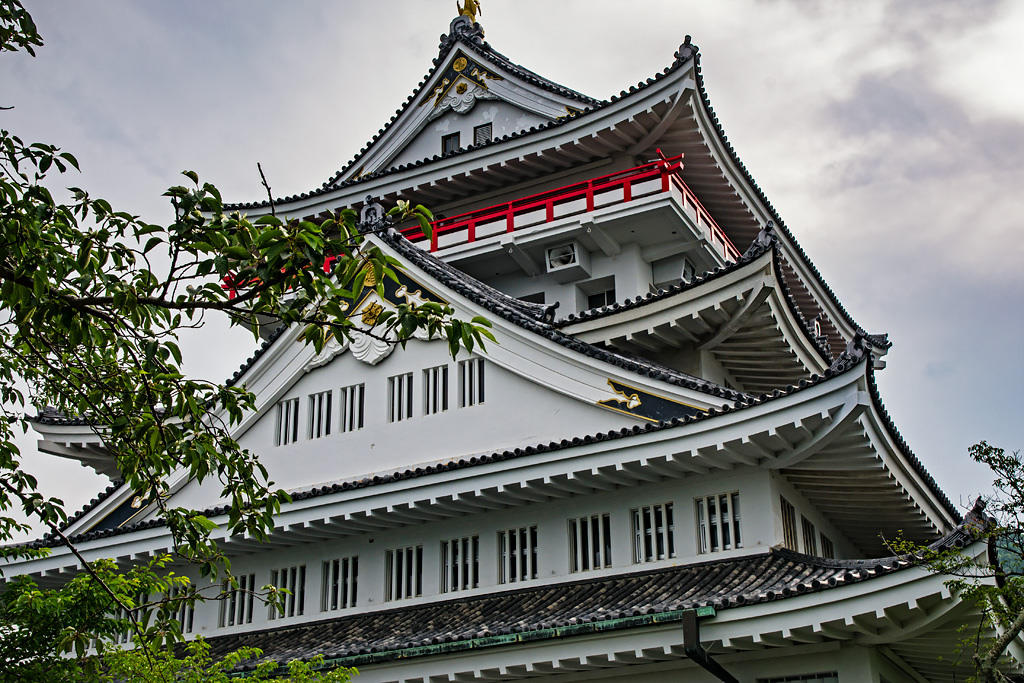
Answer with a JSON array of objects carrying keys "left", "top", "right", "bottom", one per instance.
[{"left": 3, "top": 0, "right": 1022, "bottom": 534}]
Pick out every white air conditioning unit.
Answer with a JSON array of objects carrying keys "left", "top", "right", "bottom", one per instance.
[{"left": 544, "top": 241, "right": 591, "bottom": 283}]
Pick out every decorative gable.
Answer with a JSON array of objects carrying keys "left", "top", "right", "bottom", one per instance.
[{"left": 337, "top": 16, "right": 598, "bottom": 183}]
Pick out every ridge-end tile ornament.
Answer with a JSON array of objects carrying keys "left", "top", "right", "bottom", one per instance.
[{"left": 359, "top": 195, "right": 387, "bottom": 232}]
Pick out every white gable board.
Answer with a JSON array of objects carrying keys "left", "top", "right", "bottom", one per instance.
[{"left": 340, "top": 39, "right": 590, "bottom": 182}]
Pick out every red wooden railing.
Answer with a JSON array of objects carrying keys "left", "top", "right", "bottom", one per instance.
[{"left": 400, "top": 153, "right": 740, "bottom": 261}]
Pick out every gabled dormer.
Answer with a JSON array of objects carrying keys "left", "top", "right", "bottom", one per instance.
[{"left": 334, "top": 15, "right": 598, "bottom": 184}]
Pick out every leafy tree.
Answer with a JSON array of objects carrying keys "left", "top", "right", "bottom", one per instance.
[
  {"left": 0, "top": 0, "right": 491, "bottom": 678},
  {"left": 891, "top": 442, "right": 1024, "bottom": 682}
]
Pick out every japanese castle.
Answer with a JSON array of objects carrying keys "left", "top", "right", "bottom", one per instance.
[{"left": 17, "top": 6, "right": 1024, "bottom": 682}]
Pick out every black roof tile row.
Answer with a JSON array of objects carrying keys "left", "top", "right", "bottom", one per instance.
[{"left": 204, "top": 510, "right": 983, "bottom": 671}]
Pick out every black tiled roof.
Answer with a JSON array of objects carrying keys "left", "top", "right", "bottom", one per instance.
[
  {"left": 221, "top": 29, "right": 868, "bottom": 367},
  {"left": 205, "top": 513, "right": 982, "bottom": 671},
  {"left": 376, "top": 227, "right": 747, "bottom": 403},
  {"left": 225, "top": 18, "right": 602, "bottom": 212},
  {"left": 553, "top": 226, "right": 834, "bottom": 367}
]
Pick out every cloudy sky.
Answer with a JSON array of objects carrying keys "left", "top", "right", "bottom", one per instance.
[{"left": 3, "top": 0, "right": 1022, "bottom": 535}]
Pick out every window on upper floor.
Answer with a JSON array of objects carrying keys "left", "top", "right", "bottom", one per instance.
[
  {"left": 219, "top": 573, "right": 255, "bottom": 627},
  {"left": 167, "top": 585, "right": 194, "bottom": 634},
  {"left": 498, "top": 525, "right": 538, "bottom": 584},
  {"left": 308, "top": 390, "right": 333, "bottom": 439},
  {"left": 632, "top": 503, "right": 675, "bottom": 563},
  {"left": 473, "top": 123, "right": 492, "bottom": 146},
  {"left": 321, "top": 556, "right": 358, "bottom": 611},
  {"left": 757, "top": 674, "right": 838, "bottom": 683},
  {"left": 423, "top": 364, "right": 449, "bottom": 416},
  {"left": 587, "top": 287, "right": 615, "bottom": 310},
  {"left": 695, "top": 492, "right": 742, "bottom": 554},
  {"left": 458, "top": 357, "right": 485, "bottom": 408},
  {"left": 339, "top": 383, "right": 365, "bottom": 433},
  {"left": 275, "top": 398, "right": 299, "bottom": 446},
  {"left": 110, "top": 592, "right": 148, "bottom": 645},
  {"left": 441, "top": 535, "right": 479, "bottom": 593},
  {"left": 780, "top": 497, "right": 798, "bottom": 551},
  {"left": 517, "top": 291, "right": 545, "bottom": 304},
  {"left": 820, "top": 533, "right": 835, "bottom": 560},
  {"left": 388, "top": 372, "right": 414, "bottom": 422},
  {"left": 801, "top": 516, "right": 818, "bottom": 556},
  {"left": 385, "top": 545, "right": 423, "bottom": 601},
  {"left": 441, "top": 132, "right": 460, "bottom": 155},
  {"left": 269, "top": 564, "right": 306, "bottom": 620},
  {"left": 569, "top": 513, "right": 612, "bottom": 573}
]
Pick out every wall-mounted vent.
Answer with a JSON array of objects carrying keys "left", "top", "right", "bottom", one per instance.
[{"left": 544, "top": 241, "right": 591, "bottom": 283}]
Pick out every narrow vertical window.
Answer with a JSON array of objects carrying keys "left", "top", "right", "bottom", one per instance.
[
  {"left": 339, "top": 383, "right": 364, "bottom": 432},
  {"left": 820, "top": 534, "right": 835, "bottom": 560},
  {"left": 459, "top": 357, "right": 485, "bottom": 408},
  {"left": 307, "top": 390, "right": 333, "bottom": 439},
  {"left": 168, "top": 585, "right": 194, "bottom": 634},
  {"left": 268, "top": 564, "right": 306, "bottom": 620},
  {"left": 568, "top": 513, "right": 612, "bottom": 572},
  {"left": 384, "top": 545, "right": 423, "bottom": 601},
  {"left": 440, "top": 535, "right": 479, "bottom": 593},
  {"left": 695, "top": 492, "right": 742, "bottom": 554},
  {"left": 498, "top": 526, "right": 538, "bottom": 584},
  {"left": 219, "top": 573, "right": 255, "bottom": 627},
  {"left": 473, "top": 123, "right": 492, "bottom": 146},
  {"left": 321, "top": 556, "right": 358, "bottom": 611},
  {"left": 275, "top": 398, "right": 299, "bottom": 446},
  {"left": 441, "top": 132, "right": 460, "bottom": 155},
  {"left": 423, "top": 365, "right": 449, "bottom": 416},
  {"left": 801, "top": 516, "right": 818, "bottom": 556},
  {"left": 632, "top": 503, "right": 675, "bottom": 563},
  {"left": 780, "top": 497, "right": 798, "bottom": 551},
  {"left": 388, "top": 372, "right": 414, "bottom": 422}
]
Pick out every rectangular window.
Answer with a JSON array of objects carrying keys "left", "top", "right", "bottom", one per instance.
[
  {"left": 498, "top": 526, "right": 538, "bottom": 584},
  {"left": 441, "top": 535, "right": 479, "bottom": 593},
  {"left": 388, "top": 372, "right": 414, "bottom": 422},
  {"left": 219, "top": 573, "right": 255, "bottom": 627},
  {"left": 781, "top": 497, "right": 798, "bottom": 551},
  {"left": 801, "top": 516, "right": 818, "bottom": 555},
  {"left": 307, "top": 390, "right": 333, "bottom": 439},
  {"left": 168, "top": 585, "right": 194, "bottom": 634},
  {"left": 758, "top": 674, "right": 838, "bottom": 683},
  {"left": 632, "top": 503, "right": 675, "bottom": 562},
  {"left": 423, "top": 365, "right": 449, "bottom": 416},
  {"left": 473, "top": 123, "right": 492, "bottom": 146},
  {"left": 587, "top": 287, "right": 616, "bottom": 310},
  {"left": 695, "top": 492, "right": 742, "bottom": 554},
  {"left": 275, "top": 398, "right": 299, "bottom": 446},
  {"left": 269, "top": 565, "right": 306, "bottom": 620},
  {"left": 820, "top": 533, "right": 835, "bottom": 560},
  {"left": 321, "top": 556, "right": 358, "bottom": 611},
  {"left": 441, "top": 132, "right": 460, "bottom": 155},
  {"left": 568, "top": 513, "right": 612, "bottom": 572},
  {"left": 385, "top": 545, "right": 423, "bottom": 601},
  {"left": 339, "top": 383, "right": 365, "bottom": 433},
  {"left": 111, "top": 593, "right": 148, "bottom": 644},
  {"left": 459, "top": 358, "right": 485, "bottom": 407}
]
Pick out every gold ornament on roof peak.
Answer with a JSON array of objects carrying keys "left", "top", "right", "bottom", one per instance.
[{"left": 457, "top": 0, "right": 481, "bottom": 22}]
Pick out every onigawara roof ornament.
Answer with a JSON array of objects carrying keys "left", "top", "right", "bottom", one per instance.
[{"left": 457, "top": 0, "right": 482, "bottom": 23}]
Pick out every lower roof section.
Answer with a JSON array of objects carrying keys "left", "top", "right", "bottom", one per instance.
[{"left": 204, "top": 523, "right": 990, "bottom": 679}]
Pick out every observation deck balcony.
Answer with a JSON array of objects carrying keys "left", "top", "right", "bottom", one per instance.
[{"left": 400, "top": 155, "right": 740, "bottom": 266}]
